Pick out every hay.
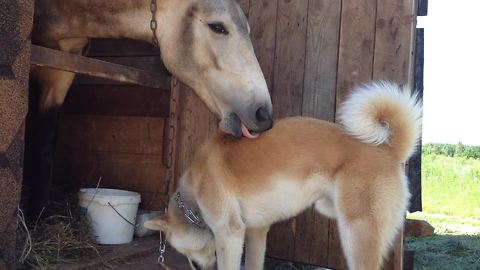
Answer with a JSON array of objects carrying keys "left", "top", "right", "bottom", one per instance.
[{"left": 16, "top": 200, "right": 110, "bottom": 270}]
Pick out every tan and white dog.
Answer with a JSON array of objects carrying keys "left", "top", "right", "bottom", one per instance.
[{"left": 145, "top": 81, "right": 422, "bottom": 270}]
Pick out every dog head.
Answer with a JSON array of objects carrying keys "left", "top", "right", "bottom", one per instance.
[{"left": 144, "top": 211, "right": 216, "bottom": 270}]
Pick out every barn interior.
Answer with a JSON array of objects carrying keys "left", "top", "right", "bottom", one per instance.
[{"left": 1, "top": 0, "right": 426, "bottom": 269}]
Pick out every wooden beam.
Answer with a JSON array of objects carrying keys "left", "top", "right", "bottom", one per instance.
[{"left": 30, "top": 45, "right": 169, "bottom": 88}]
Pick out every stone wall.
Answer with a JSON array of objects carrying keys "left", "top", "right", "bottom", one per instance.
[{"left": 0, "top": 0, "right": 34, "bottom": 268}]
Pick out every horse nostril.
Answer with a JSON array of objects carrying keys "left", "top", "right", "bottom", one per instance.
[{"left": 255, "top": 106, "right": 271, "bottom": 123}]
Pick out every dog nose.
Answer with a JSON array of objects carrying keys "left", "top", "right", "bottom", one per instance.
[{"left": 254, "top": 105, "right": 273, "bottom": 131}]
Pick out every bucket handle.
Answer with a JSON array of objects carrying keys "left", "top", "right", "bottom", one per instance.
[{"left": 107, "top": 202, "right": 136, "bottom": 227}]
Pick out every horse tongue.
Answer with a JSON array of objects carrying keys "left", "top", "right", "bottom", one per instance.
[{"left": 241, "top": 123, "right": 259, "bottom": 139}]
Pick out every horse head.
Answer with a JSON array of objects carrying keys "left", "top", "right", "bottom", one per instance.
[{"left": 158, "top": 0, "right": 272, "bottom": 138}]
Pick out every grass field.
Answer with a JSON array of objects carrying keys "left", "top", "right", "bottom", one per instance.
[
  {"left": 421, "top": 154, "right": 480, "bottom": 217},
  {"left": 406, "top": 153, "right": 480, "bottom": 270}
]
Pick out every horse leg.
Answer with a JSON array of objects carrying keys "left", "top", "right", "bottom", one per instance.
[{"left": 27, "top": 38, "right": 88, "bottom": 217}]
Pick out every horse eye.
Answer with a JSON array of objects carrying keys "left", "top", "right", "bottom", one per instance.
[{"left": 208, "top": 22, "right": 229, "bottom": 35}]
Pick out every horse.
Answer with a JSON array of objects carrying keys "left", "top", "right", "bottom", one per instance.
[{"left": 27, "top": 0, "right": 273, "bottom": 217}]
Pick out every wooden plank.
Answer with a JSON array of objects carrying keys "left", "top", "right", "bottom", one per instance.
[
  {"left": 335, "top": 0, "right": 378, "bottom": 107},
  {"left": 56, "top": 115, "right": 165, "bottom": 155},
  {"left": 293, "top": 209, "right": 315, "bottom": 264},
  {"left": 52, "top": 151, "right": 166, "bottom": 209},
  {"left": 237, "top": 0, "right": 250, "bottom": 18},
  {"left": 327, "top": 220, "right": 347, "bottom": 269},
  {"left": 417, "top": 0, "right": 428, "bottom": 16},
  {"left": 271, "top": 0, "right": 309, "bottom": 119},
  {"left": 373, "top": 1, "right": 417, "bottom": 269},
  {"left": 403, "top": 250, "right": 415, "bottom": 270},
  {"left": 89, "top": 56, "right": 168, "bottom": 73},
  {"left": 331, "top": 0, "right": 378, "bottom": 267},
  {"left": 71, "top": 56, "right": 169, "bottom": 85},
  {"left": 248, "top": 0, "right": 279, "bottom": 93},
  {"left": 265, "top": 0, "right": 309, "bottom": 261},
  {"left": 172, "top": 84, "right": 217, "bottom": 184},
  {"left": 302, "top": 0, "right": 341, "bottom": 122},
  {"left": 372, "top": 0, "right": 416, "bottom": 85},
  {"left": 62, "top": 85, "right": 170, "bottom": 117},
  {"left": 298, "top": 2, "right": 341, "bottom": 265},
  {"left": 408, "top": 28, "right": 424, "bottom": 212},
  {"left": 30, "top": 45, "right": 169, "bottom": 88},
  {"left": 381, "top": 230, "right": 404, "bottom": 270},
  {"left": 309, "top": 212, "right": 330, "bottom": 266},
  {"left": 85, "top": 39, "right": 159, "bottom": 57}
]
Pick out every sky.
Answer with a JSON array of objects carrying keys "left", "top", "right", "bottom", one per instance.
[{"left": 418, "top": 1, "right": 480, "bottom": 146}]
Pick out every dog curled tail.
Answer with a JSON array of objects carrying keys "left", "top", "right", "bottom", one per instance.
[{"left": 337, "top": 81, "right": 422, "bottom": 161}]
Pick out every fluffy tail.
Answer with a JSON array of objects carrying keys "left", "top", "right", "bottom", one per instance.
[{"left": 337, "top": 81, "right": 422, "bottom": 161}]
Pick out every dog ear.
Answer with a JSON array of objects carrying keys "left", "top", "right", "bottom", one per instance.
[{"left": 144, "top": 215, "right": 169, "bottom": 231}]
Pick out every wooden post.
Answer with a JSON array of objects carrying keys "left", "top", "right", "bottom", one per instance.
[{"left": 0, "top": 0, "right": 34, "bottom": 268}]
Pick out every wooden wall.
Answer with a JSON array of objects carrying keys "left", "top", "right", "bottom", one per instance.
[
  {"left": 51, "top": 39, "right": 171, "bottom": 210},
  {"left": 49, "top": 0, "right": 419, "bottom": 267},
  {"left": 171, "top": 0, "right": 418, "bottom": 268}
]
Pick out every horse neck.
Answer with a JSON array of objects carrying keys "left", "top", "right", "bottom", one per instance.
[{"left": 34, "top": 0, "right": 175, "bottom": 45}]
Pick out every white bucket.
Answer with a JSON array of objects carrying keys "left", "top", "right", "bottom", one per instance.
[{"left": 78, "top": 188, "right": 141, "bottom": 244}]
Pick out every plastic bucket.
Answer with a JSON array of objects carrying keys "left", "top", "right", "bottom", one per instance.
[{"left": 78, "top": 188, "right": 141, "bottom": 244}]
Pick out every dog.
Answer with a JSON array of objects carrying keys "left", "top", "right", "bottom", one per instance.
[{"left": 144, "top": 81, "right": 422, "bottom": 270}]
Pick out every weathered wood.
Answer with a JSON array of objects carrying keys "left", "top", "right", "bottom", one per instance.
[
  {"left": 85, "top": 39, "right": 159, "bottom": 57},
  {"left": 237, "top": 0, "right": 250, "bottom": 18},
  {"left": 56, "top": 115, "right": 165, "bottom": 155},
  {"left": 30, "top": 45, "right": 169, "bottom": 88},
  {"left": 417, "top": 0, "right": 428, "bottom": 16},
  {"left": 408, "top": 28, "right": 424, "bottom": 212},
  {"left": 403, "top": 250, "right": 415, "bottom": 270},
  {"left": 330, "top": 0, "right": 379, "bottom": 267},
  {"left": 248, "top": 0, "right": 279, "bottom": 93},
  {"left": 53, "top": 115, "right": 167, "bottom": 210},
  {"left": 335, "top": 0, "right": 377, "bottom": 107},
  {"left": 309, "top": 212, "right": 330, "bottom": 266},
  {"left": 292, "top": 0, "right": 342, "bottom": 265},
  {"left": 271, "top": 0, "right": 308, "bottom": 119},
  {"left": 173, "top": 84, "right": 217, "bottom": 184},
  {"left": 327, "top": 220, "right": 347, "bottom": 269},
  {"left": 63, "top": 85, "right": 170, "bottom": 117},
  {"left": 372, "top": 1, "right": 417, "bottom": 269},
  {"left": 381, "top": 230, "right": 404, "bottom": 270},
  {"left": 372, "top": 0, "right": 416, "bottom": 85},
  {"left": 266, "top": 0, "right": 309, "bottom": 261},
  {"left": 302, "top": 0, "right": 341, "bottom": 122}
]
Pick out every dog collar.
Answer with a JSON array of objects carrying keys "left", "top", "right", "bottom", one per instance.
[{"left": 175, "top": 192, "right": 206, "bottom": 229}]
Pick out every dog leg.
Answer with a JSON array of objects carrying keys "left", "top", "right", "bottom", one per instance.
[
  {"left": 211, "top": 211, "right": 246, "bottom": 270},
  {"left": 213, "top": 226, "right": 245, "bottom": 270},
  {"left": 337, "top": 216, "right": 385, "bottom": 270},
  {"left": 245, "top": 226, "right": 269, "bottom": 270}
]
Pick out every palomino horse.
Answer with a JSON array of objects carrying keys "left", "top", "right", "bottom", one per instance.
[{"left": 27, "top": 0, "right": 272, "bottom": 216}]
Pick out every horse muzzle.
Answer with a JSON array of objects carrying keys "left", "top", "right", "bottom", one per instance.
[{"left": 219, "top": 102, "right": 273, "bottom": 139}]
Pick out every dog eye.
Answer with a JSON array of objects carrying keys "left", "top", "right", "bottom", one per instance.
[{"left": 208, "top": 22, "right": 229, "bottom": 35}]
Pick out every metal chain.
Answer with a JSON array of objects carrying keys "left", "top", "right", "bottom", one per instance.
[
  {"left": 150, "top": 0, "right": 160, "bottom": 48},
  {"left": 157, "top": 77, "right": 179, "bottom": 266}
]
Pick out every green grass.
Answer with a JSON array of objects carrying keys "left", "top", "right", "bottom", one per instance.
[
  {"left": 421, "top": 154, "right": 480, "bottom": 217},
  {"left": 405, "top": 234, "right": 480, "bottom": 270},
  {"left": 406, "top": 153, "right": 480, "bottom": 270}
]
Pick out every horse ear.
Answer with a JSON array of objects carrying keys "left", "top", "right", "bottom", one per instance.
[{"left": 144, "top": 215, "right": 169, "bottom": 231}]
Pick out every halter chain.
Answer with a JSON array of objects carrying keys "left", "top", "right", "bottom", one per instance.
[
  {"left": 157, "top": 73, "right": 180, "bottom": 266},
  {"left": 150, "top": 0, "right": 160, "bottom": 48}
]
